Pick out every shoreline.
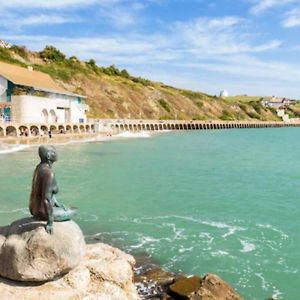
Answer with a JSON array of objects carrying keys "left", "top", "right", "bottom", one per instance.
[{"left": 0, "top": 130, "right": 156, "bottom": 154}]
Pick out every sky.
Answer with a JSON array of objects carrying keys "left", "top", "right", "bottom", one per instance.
[{"left": 0, "top": 0, "right": 300, "bottom": 98}]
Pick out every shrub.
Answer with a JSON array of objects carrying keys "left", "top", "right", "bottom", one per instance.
[
  {"left": 196, "top": 101, "right": 203, "bottom": 108},
  {"left": 249, "top": 101, "right": 263, "bottom": 113},
  {"left": 181, "top": 90, "right": 201, "bottom": 99},
  {"left": 158, "top": 98, "right": 171, "bottom": 113},
  {"left": 0, "top": 47, "right": 26, "bottom": 66},
  {"left": 40, "top": 45, "right": 66, "bottom": 62},
  {"left": 69, "top": 56, "right": 79, "bottom": 63},
  {"left": 131, "top": 76, "right": 151, "bottom": 86},
  {"left": 247, "top": 111, "right": 260, "bottom": 119},
  {"left": 220, "top": 110, "right": 234, "bottom": 120},
  {"left": 239, "top": 103, "right": 248, "bottom": 112},
  {"left": 10, "top": 45, "right": 28, "bottom": 59},
  {"left": 120, "top": 69, "right": 130, "bottom": 78}
]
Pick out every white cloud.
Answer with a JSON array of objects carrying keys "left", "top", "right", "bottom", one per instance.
[
  {"left": 0, "top": 0, "right": 97, "bottom": 9},
  {"left": 282, "top": 8, "right": 300, "bottom": 27},
  {"left": 98, "top": 2, "right": 146, "bottom": 28},
  {"left": 17, "top": 15, "right": 77, "bottom": 27},
  {"left": 250, "top": 0, "right": 296, "bottom": 15},
  {"left": 172, "top": 17, "right": 281, "bottom": 54}
]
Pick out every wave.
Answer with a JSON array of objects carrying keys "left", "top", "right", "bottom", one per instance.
[
  {"left": 239, "top": 239, "right": 256, "bottom": 253},
  {"left": 115, "top": 131, "right": 151, "bottom": 138},
  {"left": 257, "top": 223, "right": 289, "bottom": 239},
  {"left": 0, "top": 144, "right": 29, "bottom": 155},
  {"left": 211, "top": 250, "right": 229, "bottom": 257}
]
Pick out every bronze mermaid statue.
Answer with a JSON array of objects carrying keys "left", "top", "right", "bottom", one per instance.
[{"left": 29, "top": 145, "right": 77, "bottom": 234}]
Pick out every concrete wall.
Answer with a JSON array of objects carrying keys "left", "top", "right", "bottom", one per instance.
[
  {"left": 70, "top": 101, "right": 87, "bottom": 123},
  {"left": 0, "top": 76, "right": 7, "bottom": 102},
  {"left": 12, "top": 95, "right": 87, "bottom": 123}
]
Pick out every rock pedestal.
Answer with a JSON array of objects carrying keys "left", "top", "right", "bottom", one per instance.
[
  {"left": 0, "top": 218, "right": 139, "bottom": 299},
  {"left": 0, "top": 243, "right": 140, "bottom": 300},
  {"left": 0, "top": 217, "right": 86, "bottom": 281}
]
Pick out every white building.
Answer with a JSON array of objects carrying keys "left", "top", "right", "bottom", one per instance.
[
  {"left": 219, "top": 90, "right": 229, "bottom": 98},
  {"left": 0, "top": 61, "right": 89, "bottom": 123}
]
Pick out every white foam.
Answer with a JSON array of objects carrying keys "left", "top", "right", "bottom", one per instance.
[
  {"left": 0, "top": 144, "right": 29, "bottom": 154},
  {"left": 272, "top": 289, "right": 283, "bottom": 299},
  {"left": 76, "top": 212, "right": 98, "bottom": 222},
  {"left": 211, "top": 250, "right": 229, "bottom": 257},
  {"left": 178, "top": 246, "right": 194, "bottom": 253},
  {"left": 115, "top": 131, "right": 151, "bottom": 138},
  {"left": 202, "top": 220, "right": 246, "bottom": 238},
  {"left": 239, "top": 239, "right": 256, "bottom": 253},
  {"left": 130, "top": 235, "right": 161, "bottom": 249},
  {"left": 257, "top": 223, "right": 289, "bottom": 239},
  {"left": 255, "top": 273, "right": 268, "bottom": 290}
]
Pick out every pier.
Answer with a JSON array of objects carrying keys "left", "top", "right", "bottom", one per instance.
[{"left": 95, "top": 119, "right": 300, "bottom": 133}]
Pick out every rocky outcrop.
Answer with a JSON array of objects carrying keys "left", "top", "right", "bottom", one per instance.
[
  {"left": 169, "top": 274, "right": 243, "bottom": 300},
  {"left": 0, "top": 217, "right": 86, "bottom": 281},
  {"left": 136, "top": 267, "right": 243, "bottom": 300},
  {"left": 0, "top": 243, "right": 140, "bottom": 300}
]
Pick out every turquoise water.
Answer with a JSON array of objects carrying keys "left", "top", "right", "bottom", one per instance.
[{"left": 0, "top": 128, "right": 299, "bottom": 299}]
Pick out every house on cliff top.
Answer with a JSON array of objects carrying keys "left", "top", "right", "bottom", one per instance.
[
  {"left": 261, "top": 96, "right": 292, "bottom": 109},
  {"left": 0, "top": 61, "right": 89, "bottom": 123}
]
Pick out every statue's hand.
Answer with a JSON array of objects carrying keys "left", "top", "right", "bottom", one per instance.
[
  {"left": 61, "top": 204, "right": 67, "bottom": 211},
  {"left": 46, "top": 223, "right": 53, "bottom": 234}
]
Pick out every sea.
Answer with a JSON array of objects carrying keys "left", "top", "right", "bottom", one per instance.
[{"left": 0, "top": 128, "right": 299, "bottom": 299}]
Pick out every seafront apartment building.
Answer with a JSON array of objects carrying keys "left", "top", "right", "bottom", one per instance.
[{"left": 0, "top": 61, "right": 89, "bottom": 124}]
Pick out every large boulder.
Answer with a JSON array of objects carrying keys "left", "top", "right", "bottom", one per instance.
[
  {"left": 0, "top": 217, "right": 86, "bottom": 281},
  {"left": 0, "top": 243, "right": 140, "bottom": 300},
  {"left": 169, "top": 273, "right": 243, "bottom": 300}
]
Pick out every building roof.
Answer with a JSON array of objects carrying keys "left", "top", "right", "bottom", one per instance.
[{"left": 0, "top": 61, "right": 85, "bottom": 98}]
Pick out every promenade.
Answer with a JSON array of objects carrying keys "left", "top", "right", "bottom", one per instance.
[
  {"left": 1, "top": 119, "right": 299, "bottom": 138},
  {"left": 0, "top": 121, "right": 94, "bottom": 137},
  {"left": 95, "top": 119, "right": 300, "bottom": 133}
]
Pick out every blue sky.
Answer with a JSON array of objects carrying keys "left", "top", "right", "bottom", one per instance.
[{"left": 0, "top": 0, "right": 300, "bottom": 98}]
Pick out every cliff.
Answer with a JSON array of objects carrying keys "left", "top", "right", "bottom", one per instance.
[{"left": 0, "top": 44, "right": 282, "bottom": 121}]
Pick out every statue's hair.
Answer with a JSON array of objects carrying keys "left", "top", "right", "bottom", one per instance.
[{"left": 38, "top": 145, "right": 56, "bottom": 161}]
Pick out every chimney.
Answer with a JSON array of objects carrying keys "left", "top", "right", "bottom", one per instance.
[{"left": 27, "top": 66, "right": 33, "bottom": 72}]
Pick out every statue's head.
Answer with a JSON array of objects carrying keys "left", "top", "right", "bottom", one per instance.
[{"left": 38, "top": 145, "right": 58, "bottom": 163}]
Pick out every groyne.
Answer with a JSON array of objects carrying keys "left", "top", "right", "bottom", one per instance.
[{"left": 95, "top": 119, "right": 300, "bottom": 133}]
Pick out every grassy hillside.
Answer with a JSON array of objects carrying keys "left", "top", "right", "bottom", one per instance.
[{"left": 0, "top": 44, "right": 281, "bottom": 121}]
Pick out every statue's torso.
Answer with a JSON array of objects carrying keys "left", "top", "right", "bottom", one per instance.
[{"left": 29, "top": 163, "right": 57, "bottom": 220}]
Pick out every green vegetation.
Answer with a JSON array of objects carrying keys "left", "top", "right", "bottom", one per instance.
[
  {"left": 0, "top": 47, "right": 26, "bottom": 67},
  {"left": 159, "top": 115, "right": 172, "bottom": 120},
  {"left": 220, "top": 110, "right": 235, "bottom": 121},
  {"left": 249, "top": 101, "right": 264, "bottom": 113},
  {"left": 158, "top": 99, "right": 171, "bottom": 113},
  {"left": 10, "top": 45, "right": 28, "bottom": 60},
  {"left": 40, "top": 45, "right": 66, "bottom": 62},
  {"left": 196, "top": 101, "right": 203, "bottom": 108},
  {"left": 192, "top": 114, "right": 206, "bottom": 120},
  {"left": 225, "top": 95, "right": 261, "bottom": 102}
]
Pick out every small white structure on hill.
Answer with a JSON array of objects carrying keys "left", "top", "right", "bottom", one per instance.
[
  {"left": 220, "top": 90, "right": 229, "bottom": 98},
  {"left": 0, "top": 61, "right": 89, "bottom": 123}
]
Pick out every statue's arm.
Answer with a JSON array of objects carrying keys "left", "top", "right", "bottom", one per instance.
[
  {"left": 43, "top": 171, "right": 55, "bottom": 234},
  {"left": 45, "top": 198, "right": 53, "bottom": 234}
]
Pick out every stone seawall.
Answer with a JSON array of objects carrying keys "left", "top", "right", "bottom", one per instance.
[{"left": 96, "top": 118, "right": 300, "bottom": 133}]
